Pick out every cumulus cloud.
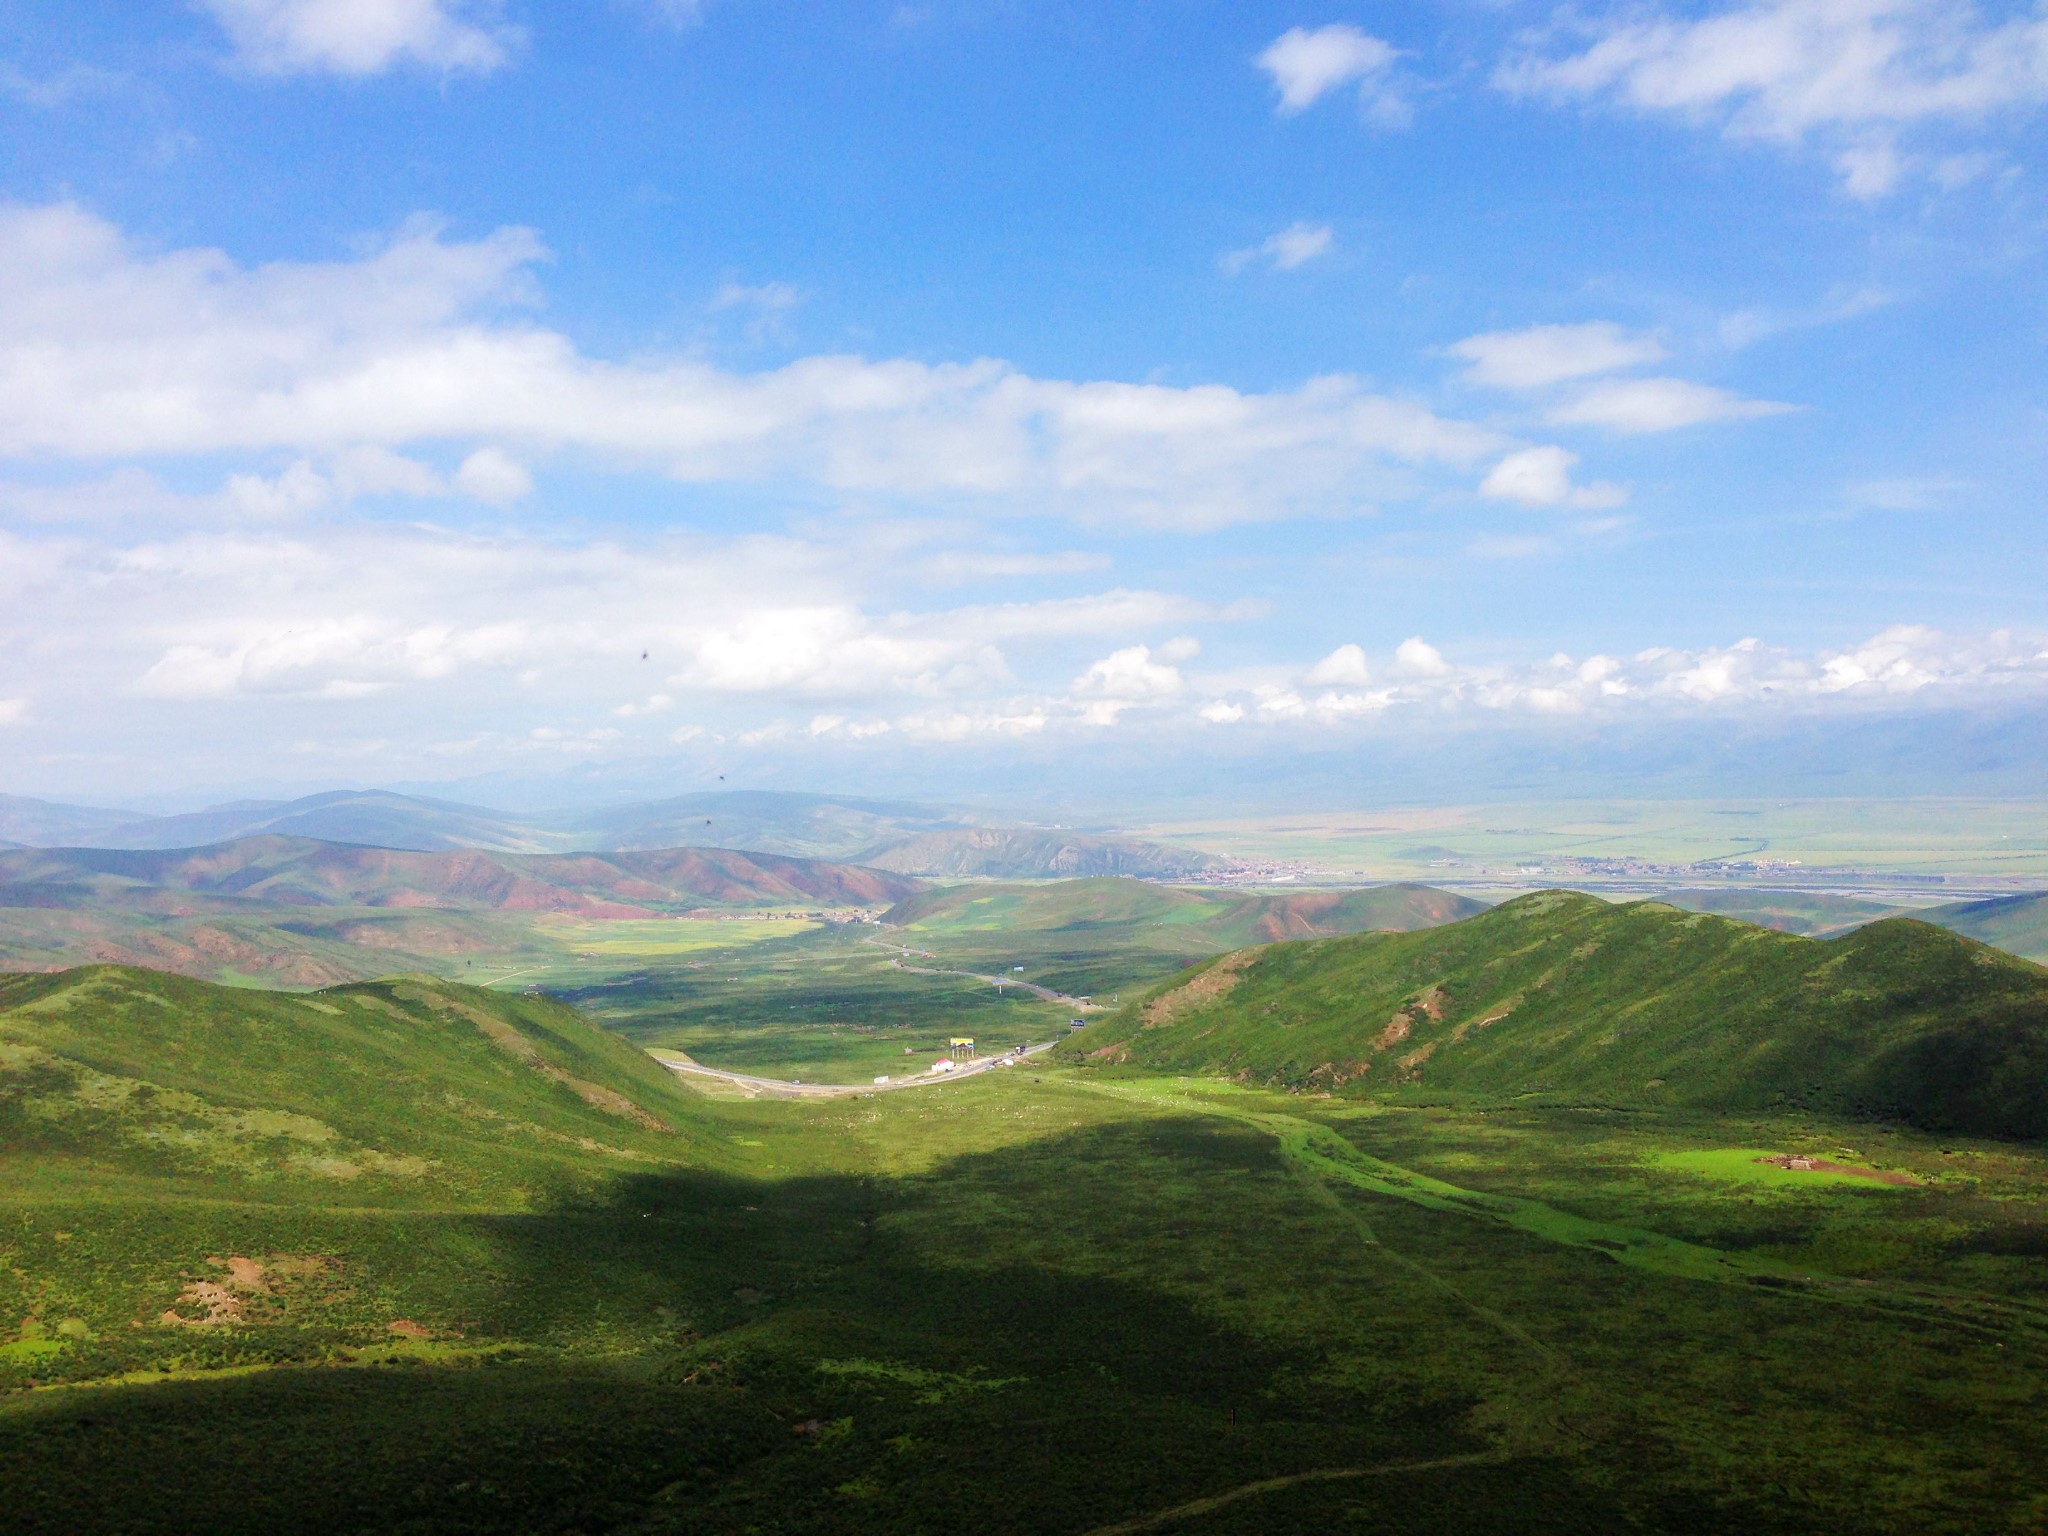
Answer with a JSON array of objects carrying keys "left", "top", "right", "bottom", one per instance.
[
  {"left": 1479, "top": 445, "right": 1627, "bottom": 508},
  {"left": 0, "top": 508, "right": 1224, "bottom": 751},
  {"left": 1257, "top": 24, "right": 1406, "bottom": 123},
  {"left": 1450, "top": 322, "right": 1665, "bottom": 389},
  {"left": 454, "top": 446, "right": 533, "bottom": 505},
  {"left": 1447, "top": 320, "right": 1788, "bottom": 438},
  {"left": 201, "top": 0, "right": 515, "bottom": 77},
  {"left": 1221, "top": 221, "right": 1334, "bottom": 275},
  {"left": 1305, "top": 643, "right": 1371, "bottom": 687},
  {"left": 0, "top": 203, "right": 1501, "bottom": 530},
  {"left": 1496, "top": 0, "right": 2048, "bottom": 197},
  {"left": 1393, "top": 637, "right": 1453, "bottom": 678},
  {"left": 1061, "top": 641, "right": 1195, "bottom": 726},
  {"left": 1547, "top": 377, "right": 1796, "bottom": 434},
  {"left": 1186, "top": 625, "right": 2048, "bottom": 728}
]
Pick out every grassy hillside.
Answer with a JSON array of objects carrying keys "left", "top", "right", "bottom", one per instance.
[
  {"left": 1061, "top": 891, "right": 2048, "bottom": 1139},
  {"left": 1926, "top": 890, "right": 2048, "bottom": 963},
  {"left": 0, "top": 966, "right": 704, "bottom": 1197},
  {"left": 1643, "top": 886, "right": 1911, "bottom": 935},
  {"left": 12, "top": 963, "right": 2048, "bottom": 1529},
  {"left": 882, "top": 876, "right": 1482, "bottom": 996}
]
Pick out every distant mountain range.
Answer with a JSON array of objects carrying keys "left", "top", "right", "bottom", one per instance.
[
  {"left": 0, "top": 789, "right": 1220, "bottom": 879},
  {"left": 0, "top": 835, "right": 930, "bottom": 987},
  {"left": 0, "top": 836, "right": 922, "bottom": 919}
]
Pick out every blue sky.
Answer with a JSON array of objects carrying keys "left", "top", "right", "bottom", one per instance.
[{"left": 1, "top": 0, "right": 2045, "bottom": 806}]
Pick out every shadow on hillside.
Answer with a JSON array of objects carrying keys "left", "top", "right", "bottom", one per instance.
[{"left": 0, "top": 1117, "right": 1791, "bottom": 1536}]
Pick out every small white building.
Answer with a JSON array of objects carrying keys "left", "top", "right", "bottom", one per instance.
[{"left": 928, "top": 1058, "right": 956, "bottom": 1074}]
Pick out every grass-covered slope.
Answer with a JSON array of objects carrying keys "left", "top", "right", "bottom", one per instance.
[
  {"left": 883, "top": 876, "right": 1483, "bottom": 996},
  {"left": 1061, "top": 890, "right": 2048, "bottom": 1138},
  {"left": 0, "top": 965, "right": 704, "bottom": 1194},
  {"left": 1926, "top": 890, "right": 2048, "bottom": 963},
  {"left": 886, "top": 875, "right": 1479, "bottom": 939}
]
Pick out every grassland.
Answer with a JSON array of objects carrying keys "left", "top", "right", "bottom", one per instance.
[
  {"left": 12, "top": 887, "right": 2048, "bottom": 1533},
  {"left": 9, "top": 971, "right": 2048, "bottom": 1531}
]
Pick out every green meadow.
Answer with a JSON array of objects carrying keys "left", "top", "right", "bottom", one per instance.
[{"left": 8, "top": 886, "right": 2048, "bottom": 1532}]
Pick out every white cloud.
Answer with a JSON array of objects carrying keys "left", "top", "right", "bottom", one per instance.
[
  {"left": 1450, "top": 322, "right": 1665, "bottom": 389},
  {"left": 1480, "top": 445, "right": 1574, "bottom": 505},
  {"left": 711, "top": 279, "right": 803, "bottom": 312},
  {"left": 1717, "top": 284, "right": 1893, "bottom": 350},
  {"left": 1221, "top": 222, "right": 1334, "bottom": 275},
  {"left": 455, "top": 446, "right": 533, "bottom": 505},
  {"left": 201, "top": 0, "right": 514, "bottom": 77},
  {"left": 1497, "top": 0, "right": 2048, "bottom": 196},
  {"left": 0, "top": 697, "right": 27, "bottom": 725},
  {"left": 918, "top": 549, "right": 1112, "bottom": 584},
  {"left": 1305, "top": 643, "right": 1371, "bottom": 687},
  {"left": 1257, "top": 25, "right": 1405, "bottom": 122},
  {"left": 11, "top": 505, "right": 2044, "bottom": 775},
  {"left": 1547, "top": 377, "right": 1796, "bottom": 434},
  {"left": 614, "top": 693, "right": 674, "bottom": 717},
  {"left": 0, "top": 204, "right": 1501, "bottom": 530},
  {"left": 1479, "top": 445, "right": 1627, "bottom": 508},
  {"left": 220, "top": 445, "right": 526, "bottom": 517},
  {"left": 1187, "top": 625, "right": 2048, "bottom": 729},
  {"left": 1072, "top": 644, "right": 1186, "bottom": 700},
  {"left": 1393, "top": 636, "right": 1453, "bottom": 678}
]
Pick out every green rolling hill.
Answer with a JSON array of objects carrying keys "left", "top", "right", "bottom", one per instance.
[
  {"left": 882, "top": 877, "right": 1484, "bottom": 996},
  {"left": 1924, "top": 890, "right": 2048, "bottom": 963},
  {"left": 0, "top": 965, "right": 707, "bottom": 1196},
  {"left": 1060, "top": 890, "right": 2048, "bottom": 1139}
]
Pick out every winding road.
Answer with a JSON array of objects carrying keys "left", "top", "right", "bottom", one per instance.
[
  {"left": 862, "top": 937, "right": 1106, "bottom": 1011},
  {"left": 649, "top": 1038, "right": 1063, "bottom": 1099},
  {"left": 646, "top": 932, "right": 1096, "bottom": 1098}
]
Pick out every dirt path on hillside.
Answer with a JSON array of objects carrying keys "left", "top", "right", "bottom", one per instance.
[{"left": 1078, "top": 1452, "right": 1513, "bottom": 1535}]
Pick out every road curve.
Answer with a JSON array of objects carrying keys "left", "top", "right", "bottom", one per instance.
[
  {"left": 863, "top": 937, "right": 1106, "bottom": 1011},
  {"left": 649, "top": 1037, "right": 1063, "bottom": 1099}
]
